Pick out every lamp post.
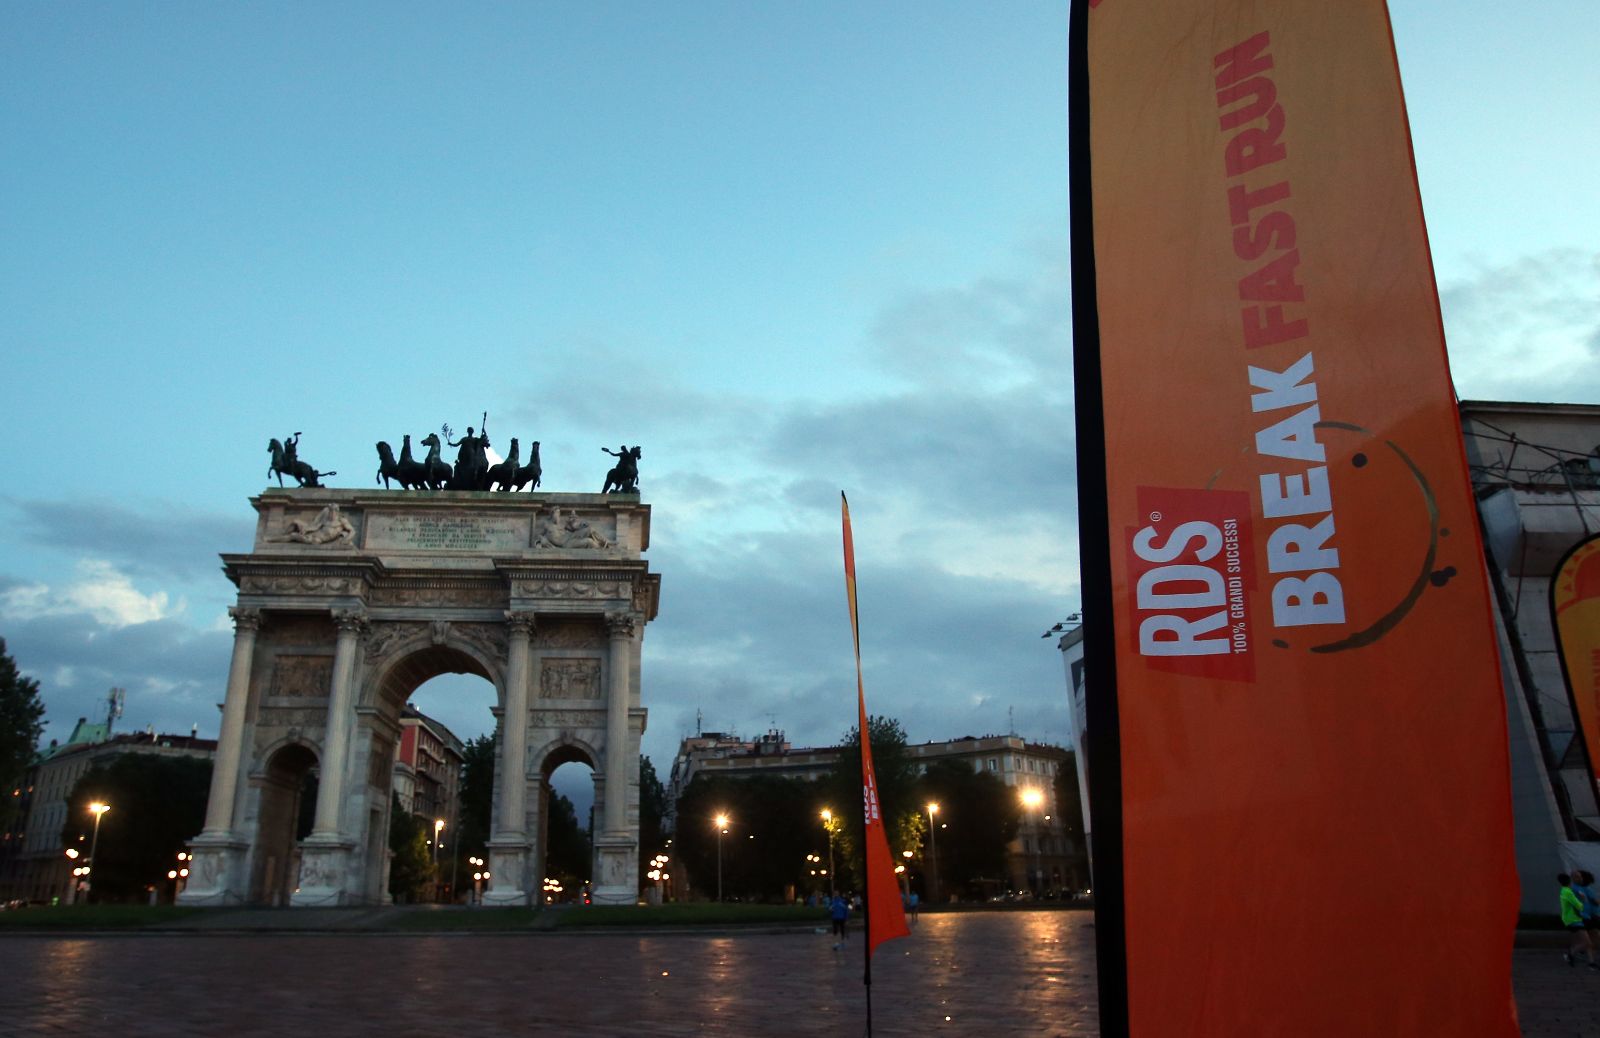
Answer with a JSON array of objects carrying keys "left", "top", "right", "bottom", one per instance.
[
  {"left": 433, "top": 819, "right": 445, "bottom": 902},
  {"left": 446, "top": 823, "right": 458, "bottom": 905},
  {"left": 714, "top": 814, "right": 729, "bottom": 902},
  {"left": 925, "top": 801, "right": 940, "bottom": 903},
  {"left": 169, "top": 851, "right": 190, "bottom": 903},
  {"left": 86, "top": 802, "right": 109, "bottom": 899},
  {"left": 820, "top": 808, "right": 836, "bottom": 897},
  {"left": 1020, "top": 787, "right": 1044, "bottom": 895}
]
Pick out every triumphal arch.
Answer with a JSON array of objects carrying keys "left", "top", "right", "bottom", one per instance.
[{"left": 180, "top": 488, "right": 659, "bottom": 906}]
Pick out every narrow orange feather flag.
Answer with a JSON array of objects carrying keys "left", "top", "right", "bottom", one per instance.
[{"left": 841, "top": 493, "right": 911, "bottom": 963}]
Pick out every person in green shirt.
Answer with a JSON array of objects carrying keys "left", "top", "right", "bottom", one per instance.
[{"left": 1559, "top": 873, "right": 1598, "bottom": 968}]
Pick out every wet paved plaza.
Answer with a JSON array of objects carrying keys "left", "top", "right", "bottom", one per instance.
[{"left": 0, "top": 911, "right": 1593, "bottom": 1036}]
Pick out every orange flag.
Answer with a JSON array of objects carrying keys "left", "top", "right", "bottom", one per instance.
[
  {"left": 841, "top": 493, "right": 911, "bottom": 959},
  {"left": 1553, "top": 534, "right": 1600, "bottom": 790},
  {"left": 1073, "top": 1, "right": 1519, "bottom": 1034}
]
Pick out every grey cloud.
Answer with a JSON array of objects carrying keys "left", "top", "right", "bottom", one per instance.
[
  {"left": 764, "top": 390, "right": 1077, "bottom": 524},
  {"left": 637, "top": 524, "right": 1076, "bottom": 762},
  {"left": 1441, "top": 248, "right": 1600, "bottom": 402},
  {"left": 869, "top": 239, "right": 1072, "bottom": 392},
  {"left": 1, "top": 610, "right": 233, "bottom": 745},
  {"left": 1, "top": 497, "right": 256, "bottom": 583}
]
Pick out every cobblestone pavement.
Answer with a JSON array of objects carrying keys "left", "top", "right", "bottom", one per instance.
[{"left": 0, "top": 913, "right": 1590, "bottom": 1036}]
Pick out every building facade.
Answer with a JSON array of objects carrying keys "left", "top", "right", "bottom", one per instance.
[
  {"left": 666, "top": 729, "right": 1083, "bottom": 896},
  {"left": 0, "top": 719, "right": 216, "bottom": 904},
  {"left": 392, "top": 704, "right": 465, "bottom": 826},
  {"left": 1463, "top": 399, "right": 1600, "bottom": 910}
]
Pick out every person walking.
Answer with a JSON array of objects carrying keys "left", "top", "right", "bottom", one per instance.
[
  {"left": 1576, "top": 870, "right": 1600, "bottom": 953},
  {"left": 1559, "top": 873, "right": 1598, "bottom": 969},
  {"left": 829, "top": 892, "right": 849, "bottom": 949}
]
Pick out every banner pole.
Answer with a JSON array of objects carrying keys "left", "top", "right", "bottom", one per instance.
[{"left": 1068, "top": 1, "right": 1129, "bottom": 1036}]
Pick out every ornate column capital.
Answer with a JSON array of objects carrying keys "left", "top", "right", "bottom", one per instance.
[
  {"left": 504, "top": 611, "right": 538, "bottom": 637},
  {"left": 332, "top": 607, "right": 369, "bottom": 637},
  {"left": 604, "top": 611, "right": 641, "bottom": 640},
  {"left": 229, "top": 606, "right": 263, "bottom": 633}
]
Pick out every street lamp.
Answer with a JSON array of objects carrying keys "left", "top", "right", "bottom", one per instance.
[
  {"left": 1019, "top": 787, "right": 1045, "bottom": 895},
  {"left": 820, "top": 808, "right": 836, "bottom": 897},
  {"left": 433, "top": 819, "right": 445, "bottom": 902},
  {"left": 925, "top": 801, "right": 940, "bottom": 903},
  {"left": 86, "top": 802, "right": 109, "bottom": 898},
  {"left": 714, "top": 814, "right": 729, "bottom": 902}
]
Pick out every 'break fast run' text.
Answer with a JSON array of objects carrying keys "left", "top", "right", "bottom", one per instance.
[{"left": 1131, "top": 31, "right": 1345, "bottom": 664}]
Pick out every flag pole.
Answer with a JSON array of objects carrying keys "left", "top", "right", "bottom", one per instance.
[
  {"left": 845, "top": 491, "right": 875, "bottom": 1036},
  {"left": 1068, "top": 1, "right": 1130, "bottom": 1035},
  {"left": 841, "top": 492, "right": 910, "bottom": 1036}
]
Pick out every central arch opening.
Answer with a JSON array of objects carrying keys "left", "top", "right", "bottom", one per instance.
[
  {"left": 379, "top": 653, "right": 498, "bottom": 906},
  {"left": 543, "top": 748, "right": 596, "bottom": 903}
]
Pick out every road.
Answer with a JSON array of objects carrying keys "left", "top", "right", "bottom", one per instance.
[{"left": 0, "top": 910, "right": 1590, "bottom": 1036}]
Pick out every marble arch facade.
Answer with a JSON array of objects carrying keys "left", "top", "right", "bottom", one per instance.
[{"left": 180, "top": 488, "right": 660, "bottom": 907}]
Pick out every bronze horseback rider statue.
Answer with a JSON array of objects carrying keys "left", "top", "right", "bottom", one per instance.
[
  {"left": 268, "top": 432, "right": 336, "bottom": 488},
  {"left": 601, "top": 445, "right": 641, "bottom": 494}
]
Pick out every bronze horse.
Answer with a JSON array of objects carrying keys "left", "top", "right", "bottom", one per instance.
[
  {"left": 486, "top": 438, "right": 521, "bottom": 491},
  {"left": 377, "top": 438, "right": 430, "bottom": 490},
  {"left": 416, "top": 434, "right": 453, "bottom": 490},
  {"left": 504, "top": 441, "right": 542, "bottom": 492}
]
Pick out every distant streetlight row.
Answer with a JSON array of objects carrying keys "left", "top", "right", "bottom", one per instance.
[{"left": 704, "top": 788, "right": 1047, "bottom": 901}]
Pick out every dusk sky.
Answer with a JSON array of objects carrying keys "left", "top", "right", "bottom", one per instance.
[{"left": 3, "top": 2, "right": 1596, "bottom": 803}]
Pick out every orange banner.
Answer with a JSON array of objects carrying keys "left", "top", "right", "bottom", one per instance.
[
  {"left": 1553, "top": 534, "right": 1600, "bottom": 788},
  {"left": 841, "top": 494, "right": 911, "bottom": 960},
  {"left": 1081, "top": 2, "right": 1518, "bottom": 1033}
]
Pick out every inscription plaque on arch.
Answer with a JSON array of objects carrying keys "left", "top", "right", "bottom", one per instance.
[{"left": 364, "top": 512, "right": 529, "bottom": 552}]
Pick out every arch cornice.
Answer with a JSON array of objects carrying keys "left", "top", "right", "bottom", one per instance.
[
  {"left": 359, "top": 630, "right": 506, "bottom": 710},
  {"left": 251, "top": 734, "right": 322, "bottom": 778},
  {"left": 531, "top": 732, "right": 602, "bottom": 775}
]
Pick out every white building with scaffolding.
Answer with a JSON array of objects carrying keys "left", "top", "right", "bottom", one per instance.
[{"left": 1458, "top": 401, "right": 1600, "bottom": 910}]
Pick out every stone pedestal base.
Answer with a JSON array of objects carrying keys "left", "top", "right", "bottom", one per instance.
[
  {"left": 177, "top": 833, "right": 250, "bottom": 906},
  {"left": 482, "top": 840, "right": 529, "bottom": 906},
  {"left": 591, "top": 836, "right": 638, "bottom": 906},
  {"left": 291, "top": 839, "right": 351, "bottom": 906}
]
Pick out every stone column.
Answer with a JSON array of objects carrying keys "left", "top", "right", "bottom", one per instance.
[
  {"left": 602, "top": 611, "right": 638, "bottom": 835},
  {"left": 591, "top": 610, "right": 640, "bottom": 906},
  {"left": 485, "top": 611, "right": 535, "bottom": 906},
  {"left": 310, "top": 608, "right": 367, "bottom": 837},
  {"left": 199, "top": 607, "right": 261, "bottom": 836},
  {"left": 499, "top": 612, "right": 534, "bottom": 838},
  {"left": 180, "top": 607, "right": 260, "bottom": 905}
]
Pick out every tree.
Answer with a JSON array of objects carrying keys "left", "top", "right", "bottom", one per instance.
[
  {"left": 545, "top": 792, "right": 590, "bottom": 893},
  {"left": 450, "top": 733, "right": 495, "bottom": 887},
  {"left": 914, "top": 759, "right": 1021, "bottom": 898},
  {"left": 1052, "top": 752, "right": 1090, "bottom": 889},
  {"left": 637, "top": 755, "right": 668, "bottom": 885},
  {"left": 674, "top": 772, "right": 824, "bottom": 902},
  {"left": 388, "top": 793, "right": 434, "bottom": 903},
  {"left": 65, "top": 754, "right": 212, "bottom": 902},
  {"left": 824, "top": 715, "right": 924, "bottom": 891},
  {"left": 0, "top": 638, "right": 45, "bottom": 830}
]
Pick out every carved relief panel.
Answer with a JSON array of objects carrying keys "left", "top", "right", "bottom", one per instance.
[
  {"left": 538, "top": 659, "right": 602, "bottom": 699},
  {"left": 270, "top": 655, "right": 333, "bottom": 700}
]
